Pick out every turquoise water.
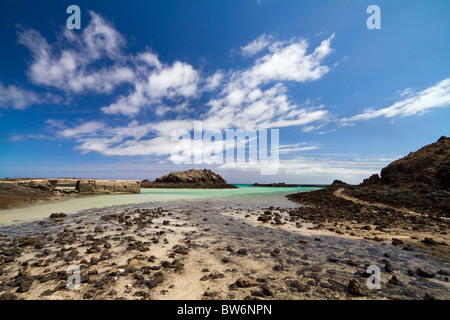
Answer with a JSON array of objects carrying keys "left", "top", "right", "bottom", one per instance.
[{"left": 0, "top": 185, "right": 320, "bottom": 227}]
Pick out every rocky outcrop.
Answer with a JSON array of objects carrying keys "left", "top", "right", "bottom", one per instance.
[
  {"left": 287, "top": 136, "right": 450, "bottom": 231},
  {"left": 76, "top": 180, "right": 140, "bottom": 195},
  {"left": 141, "top": 169, "right": 237, "bottom": 189},
  {"left": 375, "top": 136, "right": 450, "bottom": 190},
  {"left": 0, "top": 182, "right": 57, "bottom": 210},
  {"left": 360, "top": 174, "right": 381, "bottom": 187},
  {"left": 16, "top": 179, "right": 57, "bottom": 191},
  {"left": 52, "top": 179, "right": 79, "bottom": 187},
  {"left": 253, "top": 183, "right": 299, "bottom": 187}
]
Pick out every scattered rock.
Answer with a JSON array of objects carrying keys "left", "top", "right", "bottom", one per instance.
[
  {"left": 416, "top": 268, "right": 435, "bottom": 278},
  {"left": 260, "top": 284, "right": 274, "bottom": 296},
  {"left": 209, "top": 273, "right": 225, "bottom": 280},
  {"left": 40, "top": 289, "right": 53, "bottom": 297},
  {"left": 128, "top": 258, "right": 141, "bottom": 271},
  {"left": 422, "top": 238, "right": 438, "bottom": 245},
  {"left": 200, "top": 275, "right": 209, "bottom": 281},
  {"left": 258, "top": 215, "right": 271, "bottom": 223},
  {"left": 287, "top": 280, "right": 308, "bottom": 292},
  {"left": 0, "top": 292, "right": 19, "bottom": 300},
  {"left": 385, "top": 263, "right": 394, "bottom": 273},
  {"left": 309, "top": 266, "right": 322, "bottom": 272},
  {"left": 403, "top": 244, "right": 414, "bottom": 251},
  {"left": 90, "top": 256, "right": 100, "bottom": 265},
  {"left": 389, "top": 275, "right": 402, "bottom": 285},
  {"left": 348, "top": 279, "right": 366, "bottom": 296},
  {"left": 221, "top": 257, "right": 231, "bottom": 263},
  {"left": 49, "top": 212, "right": 67, "bottom": 219},
  {"left": 236, "top": 277, "right": 258, "bottom": 288},
  {"left": 347, "top": 259, "right": 358, "bottom": 267},
  {"left": 237, "top": 248, "right": 247, "bottom": 255},
  {"left": 272, "top": 265, "right": 285, "bottom": 271},
  {"left": 392, "top": 238, "right": 404, "bottom": 246}
]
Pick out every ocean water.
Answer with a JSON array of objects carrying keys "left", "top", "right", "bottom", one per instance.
[{"left": 0, "top": 185, "right": 318, "bottom": 228}]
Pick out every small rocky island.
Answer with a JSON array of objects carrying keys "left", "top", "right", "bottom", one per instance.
[
  {"left": 253, "top": 183, "right": 300, "bottom": 187},
  {"left": 141, "top": 169, "right": 237, "bottom": 189}
]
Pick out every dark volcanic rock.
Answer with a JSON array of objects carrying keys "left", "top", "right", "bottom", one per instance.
[
  {"left": 379, "top": 136, "right": 450, "bottom": 190},
  {"left": 416, "top": 268, "right": 435, "bottom": 278},
  {"left": 49, "top": 212, "right": 67, "bottom": 219},
  {"left": 287, "top": 137, "right": 450, "bottom": 235},
  {"left": 348, "top": 279, "right": 366, "bottom": 296},
  {"left": 236, "top": 277, "right": 258, "bottom": 288},
  {"left": 141, "top": 169, "right": 237, "bottom": 189},
  {"left": 253, "top": 183, "right": 299, "bottom": 187},
  {"left": 0, "top": 181, "right": 56, "bottom": 210},
  {"left": 360, "top": 174, "right": 381, "bottom": 186}
]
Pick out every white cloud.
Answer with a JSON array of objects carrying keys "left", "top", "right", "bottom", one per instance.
[
  {"left": 146, "top": 61, "right": 199, "bottom": 100},
  {"left": 17, "top": 13, "right": 337, "bottom": 160},
  {"left": 241, "top": 34, "right": 273, "bottom": 57},
  {"left": 342, "top": 78, "right": 450, "bottom": 123},
  {"left": 219, "top": 154, "right": 390, "bottom": 184},
  {"left": 0, "top": 83, "right": 43, "bottom": 109},
  {"left": 81, "top": 11, "right": 126, "bottom": 60},
  {"left": 204, "top": 71, "right": 224, "bottom": 91},
  {"left": 17, "top": 11, "right": 133, "bottom": 94},
  {"left": 137, "top": 51, "right": 162, "bottom": 70},
  {"left": 101, "top": 60, "right": 199, "bottom": 116},
  {"left": 59, "top": 121, "right": 105, "bottom": 138},
  {"left": 279, "top": 143, "right": 319, "bottom": 154},
  {"left": 200, "top": 33, "right": 335, "bottom": 131},
  {"left": 9, "top": 134, "right": 25, "bottom": 141}
]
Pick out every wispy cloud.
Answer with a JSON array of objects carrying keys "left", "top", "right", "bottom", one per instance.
[
  {"left": 59, "top": 121, "right": 106, "bottom": 138},
  {"left": 17, "top": 11, "right": 133, "bottom": 94},
  {"left": 0, "top": 83, "right": 43, "bottom": 109},
  {"left": 279, "top": 143, "right": 319, "bottom": 154},
  {"left": 219, "top": 154, "right": 391, "bottom": 184},
  {"left": 342, "top": 78, "right": 450, "bottom": 124},
  {"left": 240, "top": 34, "right": 273, "bottom": 57}
]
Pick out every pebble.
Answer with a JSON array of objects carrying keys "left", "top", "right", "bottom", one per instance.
[
  {"left": 236, "top": 277, "right": 258, "bottom": 288},
  {"left": 127, "top": 258, "right": 141, "bottom": 270},
  {"left": 309, "top": 266, "right": 322, "bottom": 272},
  {"left": 348, "top": 279, "right": 366, "bottom": 296},
  {"left": 416, "top": 268, "right": 435, "bottom": 278},
  {"left": 347, "top": 259, "right": 358, "bottom": 267},
  {"left": 389, "top": 275, "right": 402, "bottom": 285},
  {"left": 385, "top": 263, "right": 394, "bottom": 273}
]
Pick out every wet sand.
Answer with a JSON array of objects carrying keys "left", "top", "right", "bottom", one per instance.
[{"left": 0, "top": 200, "right": 449, "bottom": 300}]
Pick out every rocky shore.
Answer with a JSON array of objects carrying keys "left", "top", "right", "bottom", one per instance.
[
  {"left": 0, "top": 181, "right": 76, "bottom": 210},
  {"left": 1, "top": 200, "right": 449, "bottom": 301},
  {"left": 0, "top": 179, "right": 142, "bottom": 210},
  {"left": 287, "top": 136, "right": 450, "bottom": 262}
]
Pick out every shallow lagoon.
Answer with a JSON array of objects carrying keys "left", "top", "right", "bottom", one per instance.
[{"left": 0, "top": 185, "right": 318, "bottom": 227}]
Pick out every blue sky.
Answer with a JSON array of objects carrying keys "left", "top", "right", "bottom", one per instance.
[{"left": 0, "top": 0, "right": 449, "bottom": 184}]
